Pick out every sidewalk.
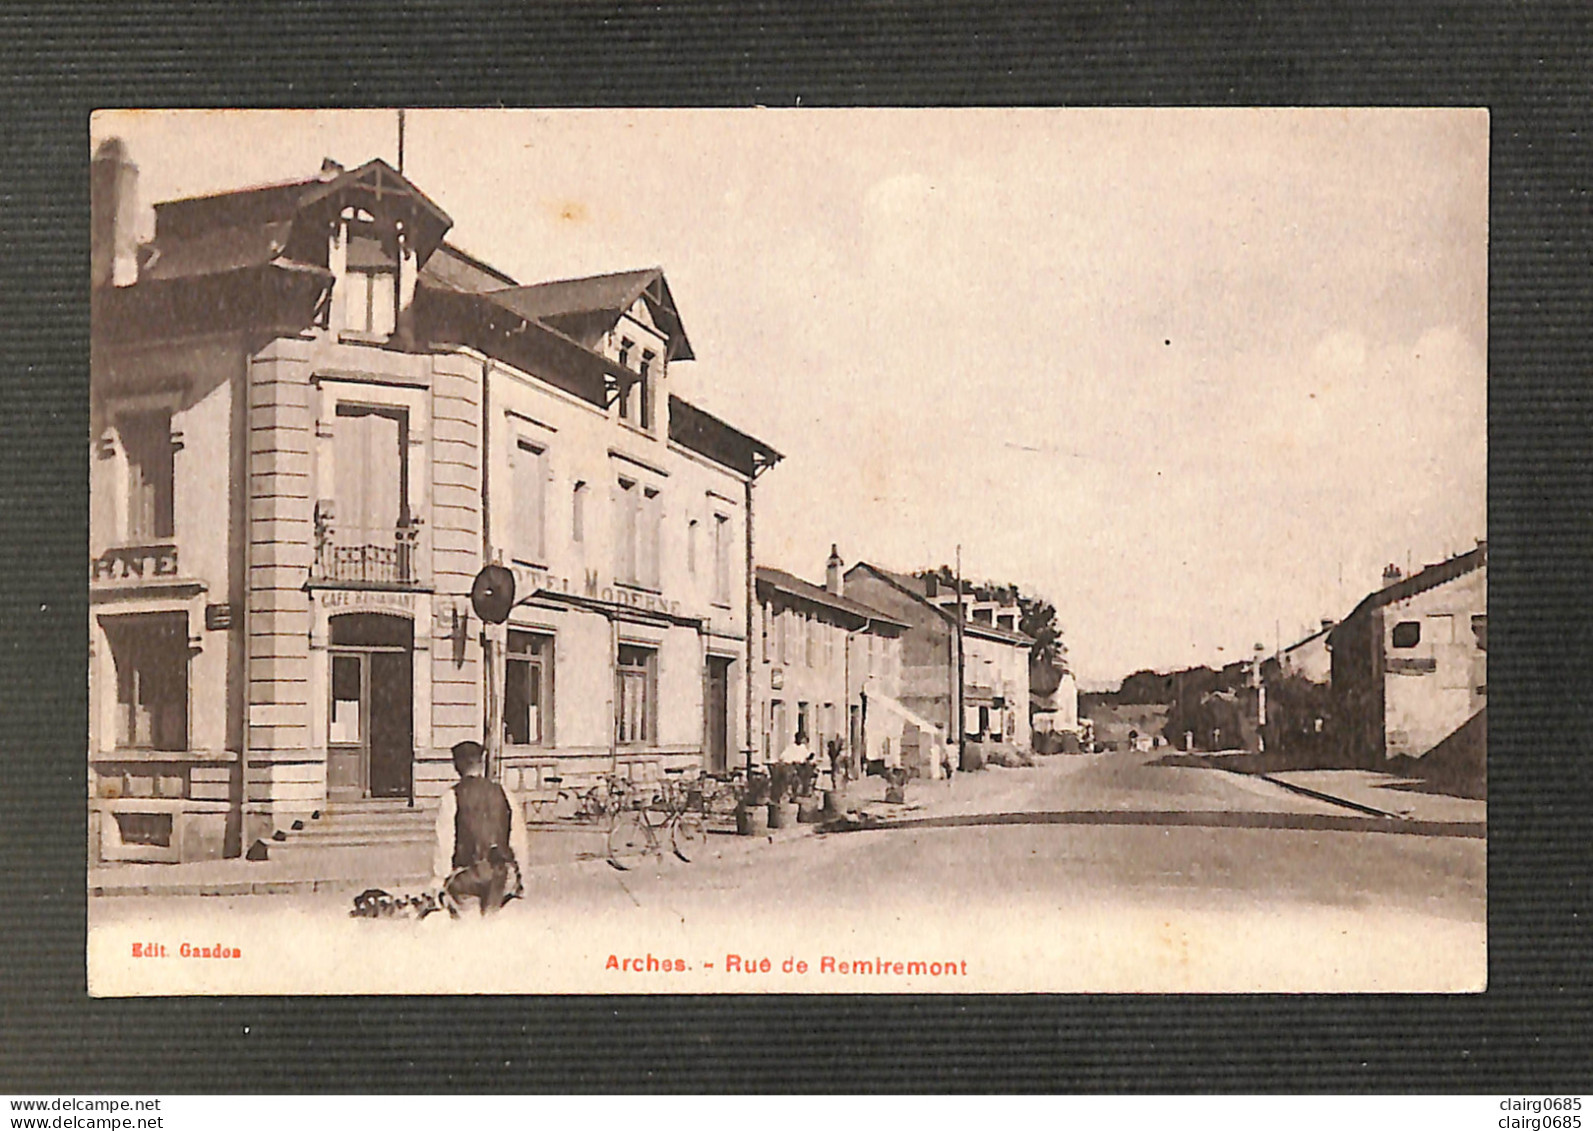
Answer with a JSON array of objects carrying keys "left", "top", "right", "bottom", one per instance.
[{"left": 88, "top": 805, "right": 835, "bottom": 897}]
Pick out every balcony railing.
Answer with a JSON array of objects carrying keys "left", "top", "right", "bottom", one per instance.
[{"left": 314, "top": 505, "right": 423, "bottom": 586}]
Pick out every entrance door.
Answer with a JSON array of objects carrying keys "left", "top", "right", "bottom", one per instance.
[
  {"left": 706, "top": 657, "right": 731, "bottom": 773},
  {"left": 327, "top": 613, "right": 414, "bottom": 801},
  {"left": 368, "top": 651, "right": 413, "bottom": 798}
]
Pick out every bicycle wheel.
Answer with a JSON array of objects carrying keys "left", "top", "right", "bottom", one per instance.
[
  {"left": 606, "top": 808, "right": 654, "bottom": 870},
  {"left": 671, "top": 809, "right": 706, "bottom": 862}
]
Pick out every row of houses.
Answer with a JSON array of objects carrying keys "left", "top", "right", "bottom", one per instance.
[
  {"left": 88, "top": 142, "right": 1055, "bottom": 864},
  {"left": 1081, "top": 544, "right": 1486, "bottom": 790}
]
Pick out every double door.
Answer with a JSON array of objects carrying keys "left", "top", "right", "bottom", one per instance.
[{"left": 328, "top": 644, "right": 413, "bottom": 800}]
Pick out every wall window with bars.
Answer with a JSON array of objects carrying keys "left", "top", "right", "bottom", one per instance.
[
  {"left": 616, "top": 644, "right": 657, "bottom": 746},
  {"left": 504, "top": 631, "right": 553, "bottom": 746}
]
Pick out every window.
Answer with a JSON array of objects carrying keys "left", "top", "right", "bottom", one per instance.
[
  {"left": 804, "top": 613, "right": 817, "bottom": 667},
  {"left": 105, "top": 613, "right": 188, "bottom": 751},
  {"left": 329, "top": 654, "right": 362, "bottom": 745},
  {"left": 687, "top": 518, "right": 699, "bottom": 575},
  {"left": 617, "top": 338, "right": 636, "bottom": 422},
  {"left": 1391, "top": 621, "right": 1421, "bottom": 649},
  {"left": 797, "top": 702, "right": 810, "bottom": 741},
  {"left": 712, "top": 513, "right": 732, "bottom": 604},
  {"left": 617, "top": 644, "right": 656, "bottom": 745},
  {"left": 505, "top": 631, "right": 552, "bottom": 746},
  {"left": 770, "top": 700, "right": 787, "bottom": 756},
  {"left": 572, "top": 481, "right": 587, "bottom": 544},
  {"left": 641, "top": 488, "right": 661, "bottom": 588},
  {"left": 639, "top": 351, "right": 655, "bottom": 431},
  {"left": 330, "top": 405, "right": 411, "bottom": 583},
  {"left": 119, "top": 410, "right": 174, "bottom": 541},
  {"left": 825, "top": 623, "right": 837, "bottom": 669},
  {"left": 343, "top": 267, "right": 396, "bottom": 337},
  {"left": 613, "top": 478, "right": 661, "bottom": 589},
  {"left": 513, "top": 440, "right": 546, "bottom": 563},
  {"left": 761, "top": 601, "right": 771, "bottom": 662},
  {"left": 777, "top": 606, "right": 791, "bottom": 664},
  {"left": 614, "top": 478, "right": 638, "bottom": 583}
]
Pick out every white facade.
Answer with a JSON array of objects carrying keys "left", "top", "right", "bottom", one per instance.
[{"left": 1382, "top": 565, "right": 1486, "bottom": 759}]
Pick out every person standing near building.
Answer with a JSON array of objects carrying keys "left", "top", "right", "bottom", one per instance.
[{"left": 433, "top": 740, "right": 531, "bottom": 916}]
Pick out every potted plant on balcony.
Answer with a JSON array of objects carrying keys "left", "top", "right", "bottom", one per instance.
[{"left": 735, "top": 769, "right": 771, "bottom": 836}]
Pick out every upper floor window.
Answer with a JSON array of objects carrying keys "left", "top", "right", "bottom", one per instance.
[
  {"left": 513, "top": 440, "right": 546, "bottom": 564},
  {"left": 712, "top": 513, "right": 732, "bottom": 605},
  {"left": 118, "top": 410, "right": 174, "bottom": 542},
  {"left": 324, "top": 405, "right": 413, "bottom": 584},
  {"left": 639, "top": 351, "right": 656, "bottom": 431},
  {"left": 343, "top": 267, "right": 396, "bottom": 338},
  {"left": 687, "top": 518, "right": 699, "bottom": 575},
  {"left": 1391, "top": 621, "right": 1421, "bottom": 649},
  {"left": 572, "top": 481, "right": 587, "bottom": 544},
  {"left": 617, "top": 338, "right": 638, "bottom": 424},
  {"left": 613, "top": 477, "right": 661, "bottom": 589}
]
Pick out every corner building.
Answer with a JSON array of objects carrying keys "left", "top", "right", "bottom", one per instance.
[{"left": 89, "top": 145, "right": 777, "bottom": 862}]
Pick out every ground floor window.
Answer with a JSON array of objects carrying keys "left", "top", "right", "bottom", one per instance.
[
  {"left": 105, "top": 612, "right": 188, "bottom": 751},
  {"left": 617, "top": 644, "right": 657, "bottom": 745},
  {"left": 505, "top": 630, "right": 553, "bottom": 746}
]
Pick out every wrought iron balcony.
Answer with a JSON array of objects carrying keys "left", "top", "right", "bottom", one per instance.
[{"left": 313, "top": 503, "right": 423, "bottom": 586}]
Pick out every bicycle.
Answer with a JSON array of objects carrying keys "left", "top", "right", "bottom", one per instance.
[{"left": 606, "top": 768, "right": 722, "bottom": 867}]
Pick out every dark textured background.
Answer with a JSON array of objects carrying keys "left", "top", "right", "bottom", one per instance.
[{"left": 2, "top": 1, "right": 1589, "bottom": 1094}]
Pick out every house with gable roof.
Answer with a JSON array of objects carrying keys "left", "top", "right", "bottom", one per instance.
[{"left": 89, "top": 141, "right": 779, "bottom": 863}]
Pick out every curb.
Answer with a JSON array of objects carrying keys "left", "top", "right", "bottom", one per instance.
[{"left": 1255, "top": 773, "right": 1407, "bottom": 820}]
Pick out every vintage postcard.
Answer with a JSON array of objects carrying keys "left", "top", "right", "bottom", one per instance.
[{"left": 86, "top": 108, "right": 1486, "bottom": 994}]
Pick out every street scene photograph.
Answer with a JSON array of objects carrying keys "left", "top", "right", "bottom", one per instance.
[{"left": 86, "top": 108, "right": 1487, "bottom": 993}]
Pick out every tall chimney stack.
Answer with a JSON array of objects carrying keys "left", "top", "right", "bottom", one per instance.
[
  {"left": 826, "top": 543, "right": 844, "bottom": 596},
  {"left": 1382, "top": 563, "right": 1403, "bottom": 587},
  {"left": 91, "top": 138, "right": 139, "bottom": 289}
]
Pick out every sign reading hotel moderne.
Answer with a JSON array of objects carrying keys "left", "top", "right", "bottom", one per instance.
[{"left": 512, "top": 565, "right": 684, "bottom": 619}]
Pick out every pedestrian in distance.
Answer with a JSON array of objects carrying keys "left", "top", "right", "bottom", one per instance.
[{"left": 433, "top": 740, "right": 531, "bottom": 916}]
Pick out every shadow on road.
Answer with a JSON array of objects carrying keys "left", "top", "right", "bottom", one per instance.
[{"left": 826, "top": 808, "right": 1484, "bottom": 840}]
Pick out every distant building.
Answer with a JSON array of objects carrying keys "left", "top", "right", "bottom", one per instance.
[
  {"left": 751, "top": 550, "right": 909, "bottom": 774},
  {"left": 1258, "top": 619, "right": 1336, "bottom": 759},
  {"left": 1326, "top": 544, "right": 1486, "bottom": 771},
  {"left": 1031, "top": 671, "right": 1079, "bottom": 748},
  {"left": 843, "top": 563, "right": 1034, "bottom": 767}
]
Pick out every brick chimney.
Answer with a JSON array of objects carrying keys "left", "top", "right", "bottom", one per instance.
[
  {"left": 826, "top": 544, "right": 844, "bottom": 596},
  {"left": 1382, "top": 563, "right": 1403, "bottom": 587},
  {"left": 91, "top": 138, "right": 140, "bottom": 289}
]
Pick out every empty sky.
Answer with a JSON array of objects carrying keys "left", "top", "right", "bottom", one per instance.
[{"left": 92, "top": 109, "right": 1488, "bottom": 684}]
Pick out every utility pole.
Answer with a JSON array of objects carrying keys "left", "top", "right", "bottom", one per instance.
[{"left": 955, "top": 544, "right": 965, "bottom": 772}]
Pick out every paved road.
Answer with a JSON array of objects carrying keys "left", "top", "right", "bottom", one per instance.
[{"left": 88, "top": 752, "right": 1485, "bottom": 994}]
